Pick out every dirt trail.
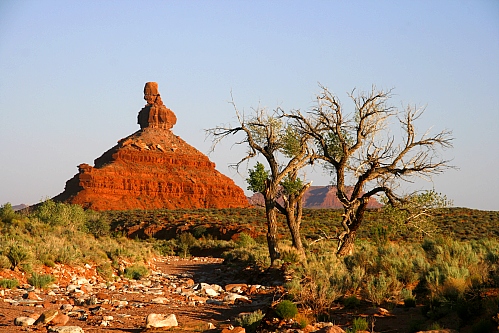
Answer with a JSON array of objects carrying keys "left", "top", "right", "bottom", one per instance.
[{"left": 0, "top": 256, "right": 278, "bottom": 333}]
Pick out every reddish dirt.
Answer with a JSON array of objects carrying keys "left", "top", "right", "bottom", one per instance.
[
  {"left": 0, "top": 257, "right": 277, "bottom": 333},
  {"left": 52, "top": 82, "right": 249, "bottom": 211}
]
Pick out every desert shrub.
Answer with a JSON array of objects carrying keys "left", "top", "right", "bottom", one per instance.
[
  {"left": 234, "top": 309, "right": 265, "bottom": 333},
  {"left": 153, "top": 239, "right": 176, "bottom": 256},
  {"left": 427, "top": 322, "right": 443, "bottom": 330},
  {"left": 84, "top": 212, "right": 110, "bottom": 238},
  {"left": 351, "top": 317, "right": 369, "bottom": 332},
  {"left": 343, "top": 295, "right": 361, "bottom": 309},
  {"left": 0, "top": 255, "right": 11, "bottom": 269},
  {"left": 123, "top": 264, "right": 149, "bottom": 280},
  {"left": 192, "top": 225, "right": 208, "bottom": 238},
  {"left": 6, "top": 244, "right": 29, "bottom": 269},
  {"left": 275, "top": 300, "right": 298, "bottom": 319},
  {"left": 286, "top": 251, "right": 351, "bottom": 318},
  {"left": 178, "top": 232, "right": 196, "bottom": 258},
  {"left": 28, "top": 272, "right": 55, "bottom": 289},
  {"left": 56, "top": 244, "right": 82, "bottom": 264},
  {"left": 401, "top": 288, "right": 416, "bottom": 307},
  {"left": 35, "top": 200, "right": 86, "bottom": 229},
  {"left": 0, "top": 203, "right": 18, "bottom": 224},
  {"left": 364, "top": 272, "right": 401, "bottom": 305},
  {"left": 236, "top": 232, "right": 256, "bottom": 248},
  {"left": 0, "top": 278, "right": 19, "bottom": 289},
  {"left": 280, "top": 246, "right": 301, "bottom": 263},
  {"left": 96, "top": 262, "right": 114, "bottom": 280}
]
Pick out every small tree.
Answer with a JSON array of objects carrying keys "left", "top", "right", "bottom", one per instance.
[
  {"left": 247, "top": 163, "right": 310, "bottom": 256},
  {"left": 207, "top": 97, "right": 316, "bottom": 264},
  {"left": 286, "top": 85, "right": 453, "bottom": 255}
]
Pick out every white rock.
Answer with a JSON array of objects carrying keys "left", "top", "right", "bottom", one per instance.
[
  {"left": 66, "top": 284, "right": 78, "bottom": 292},
  {"left": 103, "top": 316, "right": 114, "bottom": 321},
  {"left": 145, "top": 313, "right": 178, "bottom": 328},
  {"left": 61, "top": 304, "right": 73, "bottom": 311},
  {"left": 224, "top": 293, "right": 250, "bottom": 302},
  {"left": 203, "top": 288, "right": 219, "bottom": 297},
  {"left": 210, "top": 284, "right": 224, "bottom": 292},
  {"left": 48, "top": 326, "right": 85, "bottom": 333},
  {"left": 14, "top": 316, "right": 36, "bottom": 326},
  {"left": 151, "top": 297, "right": 169, "bottom": 304},
  {"left": 74, "top": 277, "right": 89, "bottom": 285}
]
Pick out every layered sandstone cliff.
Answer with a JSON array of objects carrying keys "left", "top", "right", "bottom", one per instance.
[{"left": 53, "top": 82, "right": 249, "bottom": 211}]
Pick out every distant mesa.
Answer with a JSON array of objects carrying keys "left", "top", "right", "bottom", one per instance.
[
  {"left": 52, "top": 82, "right": 249, "bottom": 211},
  {"left": 248, "top": 185, "right": 382, "bottom": 209}
]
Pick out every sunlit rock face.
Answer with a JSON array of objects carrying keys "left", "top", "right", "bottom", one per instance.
[{"left": 53, "top": 82, "right": 249, "bottom": 211}]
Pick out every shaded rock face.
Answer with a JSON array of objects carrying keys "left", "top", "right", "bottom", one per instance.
[
  {"left": 248, "top": 185, "right": 382, "bottom": 209},
  {"left": 53, "top": 82, "right": 249, "bottom": 211}
]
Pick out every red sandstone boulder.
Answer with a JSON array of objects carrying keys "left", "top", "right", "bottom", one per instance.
[{"left": 53, "top": 82, "right": 249, "bottom": 211}]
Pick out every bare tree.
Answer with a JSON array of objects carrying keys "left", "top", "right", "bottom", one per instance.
[
  {"left": 285, "top": 85, "right": 453, "bottom": 256},
  {"left": 207, "top": 97, "right": 316, "bottom": 264}
]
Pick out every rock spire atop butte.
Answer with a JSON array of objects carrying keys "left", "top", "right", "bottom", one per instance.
[{"left": 53, "top": 82, "right": 249, "bottom": 211}]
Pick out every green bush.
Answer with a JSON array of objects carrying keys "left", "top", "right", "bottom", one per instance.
[
  {"left": 123, "top": 264, "right": 149, "bottom": 280},
  {"left": 0, "top": 278, "right": 19, "bottom": 289},
  {"left": 0, "top": 203, "right": 18, "bottom": 224},
  {"left": 236, "top": 232, "right": 256, "bottom": 248},
  {"left": 178, "top": 233, "right": 196, "bottom": 258},
  {"left": 0, "top": 255, "right": 11, "bottom": 269},
  {"left": 6, "top": 244, "right": 29, "bottom": 269},
  {"left": 28, "top": 272, "right": 55, "bottom": 289},
  {"left": 365, "top": 273, "right": 392, "bottom": 305},
  {"left": 275, "top": 300, "right": 298, "bottom": 320},
  {"left": 153, "top": 239, "right": 176, "bottom": 256},
  {"left": 351, "top": 317, "right": 369, "bottom": 332},
  {"left": 234, "top": 309, "right": 265, "bottom": 333},
  {"left": 84, "top": 213, "right": 110, "bottom": 238},
  {"left": 343, "top": 295, "right": 361, "bottom": 309}
]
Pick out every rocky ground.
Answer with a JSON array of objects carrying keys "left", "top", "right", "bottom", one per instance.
[{"left": 0, "top": 256, "right": 281, "bottom": 333}]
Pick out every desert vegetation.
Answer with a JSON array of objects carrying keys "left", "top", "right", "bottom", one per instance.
[{"left": 2, "top": 200, "right": 498, "bottom": 331}]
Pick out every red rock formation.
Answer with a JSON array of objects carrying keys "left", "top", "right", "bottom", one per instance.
[
  {"left": 53, "top": 82, "right": 249, "bottom": 211},
  {"left": 248, "top": 185, "right": 382, "bottom": 209}
]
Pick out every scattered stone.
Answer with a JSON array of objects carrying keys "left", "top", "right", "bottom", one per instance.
[
  {"left": 225, "top": 283, "right": 248, "bottom": 292},
  {"left": 34, "top": 309, "right": 59, "bottom": 325},
  {"left": 315, "top": 325, "right": 346, "bottom": 333},
  {"left": 48, "top": 326, "right": 85, "bottom": 333},
  {"left": 25, "top": 291, "right": 43, "bottom": 300},
  {"left": 151, "top": 296, "right": 169, "bottom": 304},
  {"left": 221, "top": 327, "right": 246, "bottom": 333},
  {"left": 146, "top": 313, "right": 178, "bottom": 328},
  {"left": 14, "top": 316, "right": 36, "bottom": 326},
  {"left": 224, "top": 293, "right": 250, "bottom": 303},
  {"left": 51, "top": 313, "right": 70, "bottom": 326}
]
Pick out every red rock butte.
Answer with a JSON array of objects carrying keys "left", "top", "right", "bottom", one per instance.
[{"left": 53, "top": 82, "right": 249, "bottom": 211}]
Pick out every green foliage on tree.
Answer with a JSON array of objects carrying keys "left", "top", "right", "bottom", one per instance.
[
  {"left": 382, "top": 190, "right": 452, "bottom": 238},
  {"left": 280, "top": 174, "right": 304, "bottom": 196},
  {"left": 246, "top": 162, "right": 269, "bottom": 194}
]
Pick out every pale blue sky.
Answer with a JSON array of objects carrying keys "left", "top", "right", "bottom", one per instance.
[{"left": 1, "top": 1, "right": 498, "bottom": 210}]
